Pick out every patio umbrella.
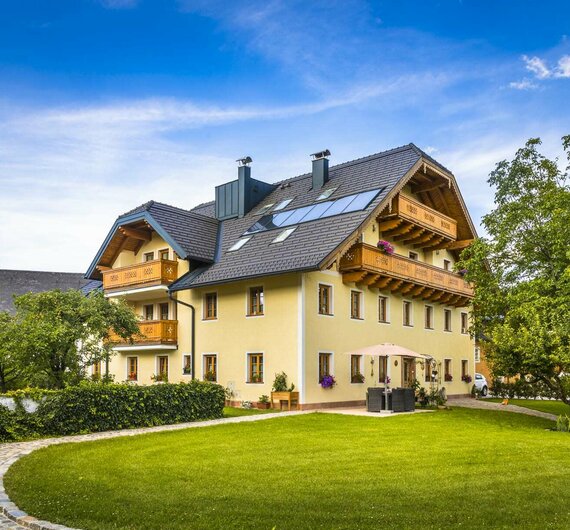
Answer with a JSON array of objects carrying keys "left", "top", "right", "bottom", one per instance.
[{"left": 344, "top": 343, "right": 432, "bottom": 413}]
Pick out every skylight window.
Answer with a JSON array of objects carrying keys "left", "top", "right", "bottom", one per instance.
[
  {"left": 274, "top": 198, "right": 294, "bottom": 211},
  {"left": 243, "top": 187, "right": 384, "bottom": 236},
  {"left": 228, "top": 237, "right": 251, "bottom": 251},
  {"left": 272, "top": 227, "right": 297, "bottom": 243},
  {"left": 256, "top": 203, "right": 274, "bottom": 215},
  {"left": 316, "top": 187, "right": 338, "bottom": 201}
]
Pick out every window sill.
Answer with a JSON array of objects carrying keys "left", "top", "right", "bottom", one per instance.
[
  {"left": 378, "top": 320, "right": 390, "bottom": 324},
  {"left": 202, "top": 318, "right": 218, "bottom": 322},
  {"left": 318, "top": 312, "right": 334, "bottom": 317},
  {"left": 350, "top": 317, "right": 364, "bottom": 321},
  {"left": 246, "top": 381, "right": 264, "bottom": 385},
  {"left": 403, "top": 324, "right": 413, "bottom": 328},
  {"left": 246, "top": 313, "right": 265, "bottom": 318},
  {"left": 424, "top": 327, "right": 434, "bottom": 331}
]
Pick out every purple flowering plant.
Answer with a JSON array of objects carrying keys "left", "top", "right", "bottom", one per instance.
[
  {"left": 377, "top": 240, "right": 394, "bottom": 255},
  {"left": 320, "top": 375, "right": 336, "bottom": 389}
]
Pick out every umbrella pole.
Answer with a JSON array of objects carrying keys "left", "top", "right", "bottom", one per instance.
[{"left": 385, "top": 355, "right": 389, "bottom": 413}]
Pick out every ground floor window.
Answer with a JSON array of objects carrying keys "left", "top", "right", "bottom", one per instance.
[
  {"left": 424, "top": 305, "right": 433, "bottom": 329},
  {"left": 350, "top": 355, "right": 364, "bottom": 383},
  {"left": 461, "top": 312, "right": 468, "bottom": 334},
  {"left": 378, "top": 356, "right": 387, "bottom": 383},
  {"left": 319, "top": 352, "right": 332, "bottom": 382},
  {"left": 157, "top": 355, "right": 168, "bottom": 381},
  {"left": 183, "top": 354, "right": 192, "bottom": 375},
  {"left": 92, "top": 361, "right": 102, "bottom": 379},
  {"left": 203, "top": 354, "right": 217, "bottom": 382},
  {"left": 444, "top": 359, "right": 452, "bottom": 382},
  {"left": 461, "top": 359, "right": 468, "bottom": 379},
  {"left": 403, "top": 301, "right": 413, "bottom": 326},
  {"left": 247, "top": 353, "right": 264, "bottom": 383},
  {"left": 378, "top": 295, "right": 388, "bottom": 323},
  {"left": 127, "top": 357, "right": 138, "bottom": 381}
]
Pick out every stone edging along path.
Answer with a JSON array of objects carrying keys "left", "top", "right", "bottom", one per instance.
[
  {"left": 0, "top": 411, "right": 311, "bottom": 530},
  {"left": 0, "top": 402, "right": 559, "bottom": 530}
]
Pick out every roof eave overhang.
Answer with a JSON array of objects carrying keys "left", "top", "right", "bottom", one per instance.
[{"left": 85, "top": 211, "right": 191, "bottom": 280}]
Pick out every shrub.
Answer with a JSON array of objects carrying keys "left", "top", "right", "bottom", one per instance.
[
  {"left": 555, "top": 415, "right": 570, "bottom": 433},
  {"left": 272, "top": 372, "right": 295, "bottom": 392},
  {"left": 0, "top": 381, "right": 225, "bottom": 440}
]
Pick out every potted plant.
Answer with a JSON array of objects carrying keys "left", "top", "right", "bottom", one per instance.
[
  {"left": 444, "top": 374, "right": 453, "bottom": 382},
  {"left": 351, "top": 372, "right": 365, "bottom": 384},
  {"left": 271, "top": 372, "right": 299, "bottom": 410},
  {"left": 458, "top": 269, "right": 468, "bottom": 277},
  {"left": 462, "top": 374, "right": 473, "bottom": 384},
  {"left": 320, "top": 374, "right": 336, "bottom": 389},
  {"left": 377, "top": 240, "right": 394, "bottom": 255},
  {"left": 204, "top": 371, "right": 216, "bottom": 382},
  {"left": 256, "top": 395, "right": 270, "bottom": 409},
  {"left": 151, "top": 373, "right": 168, "bottom": 383}
]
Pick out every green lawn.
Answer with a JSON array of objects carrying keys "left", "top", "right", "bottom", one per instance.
[
  {"left": 486, "top": 398, "right": 570, "bottom": 417},
  {"left": 5, "top": 409, "right": 570, "bottom": 529},
  {"left": 223, "top": 406, "right": 275, "bottom": 417}
]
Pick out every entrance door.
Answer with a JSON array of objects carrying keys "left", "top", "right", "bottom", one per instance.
[{"left": 402, "top": 357, "right": 416, "bottom": 387}]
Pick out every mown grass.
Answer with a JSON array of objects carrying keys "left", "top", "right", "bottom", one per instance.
[
  {"left": 222, "top": 406, "right": 274, "bottom": 417},
  {"left": 486, "top": 398, "right": 570, "bottom": 417},
  {"left": 5, "top": 409, "right": 570, "bottom": 529}
]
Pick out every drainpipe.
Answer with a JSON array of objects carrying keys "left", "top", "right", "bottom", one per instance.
[{"left": 169, "top": 291, "right": 196, "bottom": 381}]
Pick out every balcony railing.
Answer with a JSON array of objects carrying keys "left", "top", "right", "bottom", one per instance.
[
  {"left": 340, "top": 243, "right": 473, "bottom": 305},
  {"left": 102, "top": 259, "right": 178, "bottom": 291},
  {"left": 109, "top": 320, "right": 178, "bottom": 346},
  {"left": 395, "top": 195, "right": 457, "bottom": 239}
]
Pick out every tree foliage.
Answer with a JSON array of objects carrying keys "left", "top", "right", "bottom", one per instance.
[
  {"left": 10, "top": 290, "right": 140, "bottom": 389},
  {"left": 458, "top": 137, "right": 570, "bottom": 405},
  {"left": 0, "top": 312, "right": 27, "bottom": 392}
]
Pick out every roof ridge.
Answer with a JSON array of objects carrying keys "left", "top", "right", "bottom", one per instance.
[
  {"left": 273, "top": 144, "right": 417, "bottom": 186},
  {"left": 0, "top": 269, "right": 85, "bottom": 275},
  {"left": 408, "top": 143, "right": 453, "bottom": 175},
  {"left": 149, "top": 201, "right": 218, "bottom": 224}
]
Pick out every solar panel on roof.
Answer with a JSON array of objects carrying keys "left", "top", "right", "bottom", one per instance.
[{"left": 243, "top": 187, "right": 384, "bottom": 235}]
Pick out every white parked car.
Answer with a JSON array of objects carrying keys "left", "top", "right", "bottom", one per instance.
[{"left": 474, "top": 373, "right": 488, "bottom": 396}]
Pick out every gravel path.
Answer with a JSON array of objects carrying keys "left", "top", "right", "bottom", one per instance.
[{"left": 451, "top": 398, "right": 558, "bottom": 421}]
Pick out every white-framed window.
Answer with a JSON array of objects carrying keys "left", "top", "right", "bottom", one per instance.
[
  {"left": 409, "top": 251, "right": 418, "bottom": 261},
  {"left": 424, "top": 305, "right": 434, "bottom": 329},
  {"left": 247, "top": 353, "right": 264, "bottom": 383},
  {"left": 350, "top": 290, "right": 363, "bottom": 320},
  {"left": 203, "top": 292, "right": 218, "bottom": 320},
  {"left": 443, "top": 259, "right": 451, "bottom": 271},
  {"left": 350, "top": 354, "right": 364, "bottom": 384},
  {"left": 127, "top": 356, "right": 138, "bottom": 382},
  {"left": 272, "top": 227, "right": 296, "bottom": 243},
  {"left": 316, "top": 187, "right": 338, "bottom": 201},
  {"left": 461, "top": 312, "right": 468, "bottom": 334},
  {"left": 256, "top": 203, "right": 275, "bottom": 215},
  {"left": 378, "top": 295, "right": 389, "bottom": 323},
  {"left": 318, "top": 352, "right": 333, "bottom": 382},
  {"left": 474, "top": 346, "right": 481, "bottom": 363},
  {"left": 403, "top": 300, "right": 413, "bottom": 327},
  {"left": 274, "top": 198, "right": 294, "bottom": 211},
  {"left": 318, "top": 283, "right": 333, "bottom": 316},
  {"left": 203, "top": 354, "right": 217, "bottom": 382},
  {"left": 182, "top": 354, "right": 192, "bottom": 376},
  {"left": 156, "top": 355, "right": 169, "bottom": 381},
  {"left": 444, "top": 308, "right": 452, "bottom": 332}
]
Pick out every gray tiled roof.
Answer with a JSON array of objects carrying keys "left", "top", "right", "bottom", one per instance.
[
  {"left": 0, "top": 269, "right": 97, "bottom": 313},
  {"left": 171, "top": 144, "right": 422, "bottom": 290},
  {"left": 123, "top": 201, "right": 219, "bottom": 263}
]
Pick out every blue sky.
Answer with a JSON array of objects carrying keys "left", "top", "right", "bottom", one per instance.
[{"left": 0, "top": 0, "right": 569, "bottom": 272}]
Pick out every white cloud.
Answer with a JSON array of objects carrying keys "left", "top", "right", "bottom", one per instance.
[
  {"left": 509, "top": 79, "right": 538, "bottom": 90},
  {"left": 555, "top": 55, "right": 570, "bottom": 78},
  {"left": 523, "top": 55, "right": 551, "bottom": 79}
]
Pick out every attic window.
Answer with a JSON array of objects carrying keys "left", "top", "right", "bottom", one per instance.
[
  {"left": 316, "top": 187, "right": 338, "bottom": 201},
  {"left": 256, "top": 203, "right": 275, "bottom": 215},
  {"left": 228, "top": 237, "right": 252, "bottom": 251},
  {"left": 272, "top": 227, "right": 297, "bottom": 243},
  {"left": 273, "top": 198, "right": 294, "bottom": 211}
]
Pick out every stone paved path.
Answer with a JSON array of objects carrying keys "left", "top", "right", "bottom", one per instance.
[
  {"left": 451, "top": 397, "right": 558, "bottom": 421},
  {"left": 0, "top": 410, "right": 310, "bottom": 530}
]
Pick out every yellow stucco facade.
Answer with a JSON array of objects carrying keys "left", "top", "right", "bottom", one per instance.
[{"left": 102, "top": 211, "right": 475, "bottom": 407}]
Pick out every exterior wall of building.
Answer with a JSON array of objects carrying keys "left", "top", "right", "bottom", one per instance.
[{"left": 302, "top": 269, "right": 474, "bottom": 406}]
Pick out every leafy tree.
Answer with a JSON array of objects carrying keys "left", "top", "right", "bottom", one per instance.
[
  {"left": 458, "top": 137, "right": 570, "bottom": 406},
  {"left": 0, "top": 312, "right": 28, "bottom": 392},
  {"left": 11, "top": 290, "right": 140, "bottom": 389}
]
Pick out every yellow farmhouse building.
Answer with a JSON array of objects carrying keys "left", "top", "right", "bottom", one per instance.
[{"left": 85, "top": 144, "right": 477, "bottom": 409}]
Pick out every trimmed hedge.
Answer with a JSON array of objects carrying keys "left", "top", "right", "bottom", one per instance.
[{"left": 0, "top": 381, "right": 225, "bottom": 441}]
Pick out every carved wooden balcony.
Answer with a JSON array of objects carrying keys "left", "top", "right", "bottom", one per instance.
[
  {"left": 378, "top": 194, "right": 462, "bottom": 251},
  {"left": 339, "top": 243, "right": 473, "bottom": 307},
  {"left": 102, "top": 259, "right": 178, "bottom": 292},
  {"left": 109, "top": 320, "right": 178, "bottom": 346}
]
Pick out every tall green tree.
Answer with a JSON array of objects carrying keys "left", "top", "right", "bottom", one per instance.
[
  {"left": 0, "top": 312, "right": 28, "bottom": 392},
  {"left": 12, "top": 289, "right": 140, "bottom": 389},
  {"left": 458, "top": 137, "right": 570, "bottom": 406}
]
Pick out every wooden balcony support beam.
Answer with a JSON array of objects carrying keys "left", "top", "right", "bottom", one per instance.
[
  {"left": 427, "top": 290, "right": 445, "bottom": 302},
  {"left": 410, "top": 286, "right": 426, "bottom": 298},
  {"left": 389, "top": 280, "right": 405, "bottom": 292},
  {"left": 342, "top": 271, "right": 369, "bottom": 284},
  {"left": 400, "top": 283, "right": 416, "bottom": 295},
  {"left": 119, "top": 226, "right": 152, "bottom": 241},
  {"left": 371, "top": 276, "right": 393, "bottom": 289},
  {"left": 410, "top": 181, "right": 447, "bottom": 194},
  {"left": 439, "top": 293, "right": 455, "bottom": 304},
  {"left": 428, "top": 239, "right": 475, "bottom": 251},
  {"left": 383, "top": 222, "right": 414, "bottom": 238},
  {"left": 394, "top": 226, "right": 424, "bottom": 242},
  {"left": 361, "top": 274, "right": 382, "bottom": 286},
  {"left": 377, "top": 219, "right": 403, "bottom": 232}
]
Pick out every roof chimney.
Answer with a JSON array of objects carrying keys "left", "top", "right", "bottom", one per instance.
[{"left": 311, "top": 149, "right": 330, "bottom": 189}]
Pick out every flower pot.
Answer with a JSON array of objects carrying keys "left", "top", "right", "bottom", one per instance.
[{"left": 255, "top": 402, "right": 270, "bottom": 409}]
